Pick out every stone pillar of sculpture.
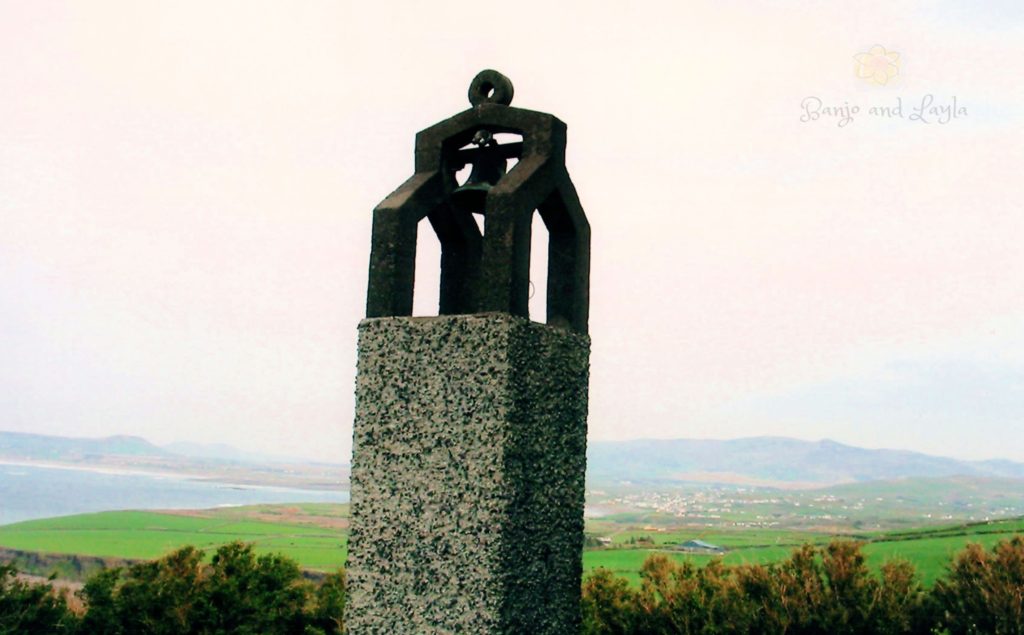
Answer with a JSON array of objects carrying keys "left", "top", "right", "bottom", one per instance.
[{"left": 347, "top": 70, "right": 591, "bottom": 634}]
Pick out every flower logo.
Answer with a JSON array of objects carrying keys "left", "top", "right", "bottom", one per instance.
[{"left": 854, "top": 45, "right": 900, "bottom": 85}]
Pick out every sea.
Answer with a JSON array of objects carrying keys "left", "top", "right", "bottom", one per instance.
[{"left": 0, "top": 463, "right": 349, "bottom": 526}]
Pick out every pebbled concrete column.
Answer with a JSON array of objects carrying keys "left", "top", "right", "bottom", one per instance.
[{"left": 346, "top": 313, "right": 589, "bottom": 634}]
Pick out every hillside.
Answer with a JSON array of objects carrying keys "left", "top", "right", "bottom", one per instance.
[
  {"left": 8, "top": 431, "right": 1024, "bottom": 491},
  {"left": 3, "top": 504, "right": 1022, "bottom": 588},
  {"left": 0, "top": 431, "right": 171, "bottom": 461},
  {"left": 0, "top": 430, "right": 347, "bottom": 491},
  {"left": 587, "top": 437, "right": 1024, "bottom": 488}
]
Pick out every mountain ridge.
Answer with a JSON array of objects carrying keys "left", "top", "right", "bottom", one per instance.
[
  {"left": 0, "top": 431, "right": 321, "bottom": 466},
  {"left": 0, "top": 431, "right": 171, "bottom": 461},
  {"left": 5, "top": 430, "right": 1022, "bottom": 489},
  {"left": 587, "top": 436, "right": 1024, "bottom": 488}
]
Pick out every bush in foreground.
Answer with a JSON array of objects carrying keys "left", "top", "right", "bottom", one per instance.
[
  {"left": 931, "top": 535, "right": 1024, "bottom": 635},
  {"left": 1, "top": 542, "right": 346, "bottom": 635},
  {"left": 79, "top": 542, "right": 346, "bottom": 635},
  {"left": 4, "top": 536, "right": 1024, "bottom": 633},
  {"left": 582, "top": 537, "right": 1024, "bottom": 635},
  {"left": 0, "top": 563, "right": 77, "bottom": 634}
]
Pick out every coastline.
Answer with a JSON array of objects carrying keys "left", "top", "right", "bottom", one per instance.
[
  {"left": 0, "top": 461, "right": 350, "bottom": 527},
  {"left": 0, "top": 459, "right": 348, "bottom": 493},
  {"left": 0, "top": 459, "right": 197, "bottom": 481}
]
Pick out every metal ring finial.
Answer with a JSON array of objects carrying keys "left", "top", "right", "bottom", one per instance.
[{"left": 468, "top": 70, "right": 513, "bottom": 107}]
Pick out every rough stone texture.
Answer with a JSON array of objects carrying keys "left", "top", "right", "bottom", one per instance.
[{"left": 347, "top": 313, "right": 589, "bottom": 634}]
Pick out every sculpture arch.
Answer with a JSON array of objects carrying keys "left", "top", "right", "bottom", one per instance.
[{"left": 366, "top": 70, "right": 590, "bottom": 334}]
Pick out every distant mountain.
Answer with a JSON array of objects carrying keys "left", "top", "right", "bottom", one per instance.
[
  {"left": 162, "top": 441, "right": 309, "bottom": 465},
  {"left": 0, "top": 431, "right": 171, "bottom": 461},
  {"left": 7, "top": 430, "right": 1021, "bottom": 490},
  {"left": 587, "top": 437, "right": 1024, "bottom": 488},
  {"left": 0, "top": 431, "right": 348, "bottom": 490},
  {"left": 163, "top": 441, "right": 261, "bottom": 463},
  {"left": 0, "top": 431, "right": 336, "bottom": 467}
]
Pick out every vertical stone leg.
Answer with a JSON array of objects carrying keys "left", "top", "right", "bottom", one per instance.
[{"left": 347, "top": 314, "right": 589, "bottom": 634}]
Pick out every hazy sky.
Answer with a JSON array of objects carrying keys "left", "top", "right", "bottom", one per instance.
[{"left": 2, "top": 1, "right": 1022, "bottom": 463}]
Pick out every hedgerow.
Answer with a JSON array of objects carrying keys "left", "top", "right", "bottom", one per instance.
[{"left": 3, "top": 537, "right": 1023, "bottom": 634}]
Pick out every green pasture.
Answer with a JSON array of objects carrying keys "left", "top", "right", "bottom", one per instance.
[
  {"left": 584, "top": 546, "right": 803, "bottom": 586},
  {"left": 1, "top": 506, "right": 1021, "bottom": 585},
  {"left": 862, "top": 530, "right": 1021, "bottom": 585},
  {"left": 584, "top": 518, "right": 1024, "bottom": 586},
  {"left": 0, "top": 510, "right": 347, "bottom": 571},
  {"left": 599, "top": 527, "right": 830, "bottom": 548}
]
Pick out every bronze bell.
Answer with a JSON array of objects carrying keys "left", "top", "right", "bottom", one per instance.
[{"left": 451, "top": 130, "right": 506, "bottom": 214}]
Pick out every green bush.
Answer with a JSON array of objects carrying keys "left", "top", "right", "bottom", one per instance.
[
  {"left": 581, "top": 536, "right": 946, "bottom": 630},
  {"left": 75, "top": 542, "right": 346, "bottom": 635},
  {"left": 5, "top": 535, "right": 1024, "bottom": 634},
  {"left": 931, "top": 535, "right": 1024, "bottom": 635},
  {"left": 582, "top": 567, "right": 639, "bottom": 634},
  {"left": 0, "top": 564, "right": 78, "bottom": 634}
]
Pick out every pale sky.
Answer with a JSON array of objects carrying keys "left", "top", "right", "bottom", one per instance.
[{"left": 2, "top": 1, "right": 1022, "bottom": 463}]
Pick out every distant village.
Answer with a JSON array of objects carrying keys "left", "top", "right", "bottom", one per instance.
[{"left": 586, "top": 484, "right": 1024, "bottom": 532}]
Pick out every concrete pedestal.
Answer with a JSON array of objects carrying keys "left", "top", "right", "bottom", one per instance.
[{"left": 347, "top": 313, "right": 589, "bottom": 634}]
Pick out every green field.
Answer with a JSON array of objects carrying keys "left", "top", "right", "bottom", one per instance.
[
  {"left": 1, "top": 505, "right": 1021, "bottom": 586},
  {"left": 0, "top": 504, "right": 348, "bottom": 572},
  {"left": 583, "top": 518, "right": 1024, "bottom": 585}
]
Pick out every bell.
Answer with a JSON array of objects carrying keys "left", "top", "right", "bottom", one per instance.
[{"left": 451, "top": 130, "right": 507, "bottom": 214}]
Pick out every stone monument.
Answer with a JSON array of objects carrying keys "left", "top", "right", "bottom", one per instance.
[{"left": 347, "top": 70, "right": 591, "bottom": 634}]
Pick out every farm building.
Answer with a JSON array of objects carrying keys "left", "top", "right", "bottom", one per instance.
[{"left": 678, "top": 539, "right": 726, "bottom": 554}]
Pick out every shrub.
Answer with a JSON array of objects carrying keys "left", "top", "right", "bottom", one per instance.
[
  {"left": 931, "top": 535, "right": 1024, "bottom": 635},
  {"left": 0, "top": 564, "right": 78, "bottom": 634},
  {"left": 7, "top": 533, "right": 1024, "bottom": 634},
  {"left": 308, "top": 570, "right": 347, "bottom": 635},
  {"left": 75, "top": 542, "right": 346, "bottom": 635},
  {"left": 581, "top": 540, "right": 935, "bottom": 635},
  {"left": 581, "top": 568, "right": 638, "bottom": 635}
]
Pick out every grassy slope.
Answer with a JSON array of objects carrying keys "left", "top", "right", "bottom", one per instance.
[
  {"left": 0, "top": 505, "right": 348, "bottom": 571},
  {"left": 1, "top": 505, "right": 1021, "bottom": 585},
  {"left": 584, "top": 518, "right": 1024, "bottom": 586}
]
